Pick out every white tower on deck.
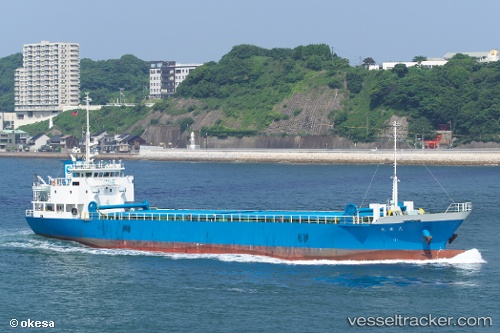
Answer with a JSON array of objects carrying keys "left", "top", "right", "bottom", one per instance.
[{"left": 391, "top": 121, "right": 401, "bottom": 211}]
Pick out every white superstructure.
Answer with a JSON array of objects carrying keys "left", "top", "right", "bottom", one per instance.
[{"left": 28, "top": 95, "right": 135, "bottom": 220}]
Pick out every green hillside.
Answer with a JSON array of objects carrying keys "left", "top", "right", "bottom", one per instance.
[
  {"left": 0, "top": 53, "right": 22, "bottom": 112},
  {"left": 0, "top": 54, "right": 148, "bottom": 112},
  {"left": 177, "top": 44, "right": 500, "bottom": 144},
  {"left": 354, "top": 55, "right": 500, "bottom": 143},
  {"left": 176, "top": 44, "right": 347, "bottom": 132},
  {"left": 80, "top": 54, "right": 149, "bottom": 104},
  {"left": 22, "top": 104, "right": 150, "bottom": 138},
  {"left": 2, "top": 44, "right": 499, "bottom": 145}
]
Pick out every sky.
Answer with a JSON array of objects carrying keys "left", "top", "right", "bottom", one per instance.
[{"left": 2, "top": 0, "right": 499, "bottom": 66}]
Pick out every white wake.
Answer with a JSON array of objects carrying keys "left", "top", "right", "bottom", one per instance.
[{"left": 2, "top": 231, "right": 485, "bottom": 266}]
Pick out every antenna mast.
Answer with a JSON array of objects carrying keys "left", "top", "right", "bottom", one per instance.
[
  {"left": 391, "top": 121, "right": 400, "bottom": 208},
  {"left": 85, "top": 93, "right": 91, "bottom": 162}
]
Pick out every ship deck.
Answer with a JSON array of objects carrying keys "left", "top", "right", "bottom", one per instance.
[{"left": 95, "top": 207, "right": 376, "bottom": 225}]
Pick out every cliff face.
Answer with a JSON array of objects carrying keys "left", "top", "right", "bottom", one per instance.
[
  {"left": 141, "top": 129, "right": 406, "bottom": 149},
  {"left": 128, "top": 85, "right": 427, "bottom": 149},
  {"left": 139, "top": 87, "right": 354, "bottom": 149},
  {"left": 190, "top": 135, "right": 356, "bottom": 150},
  {"left": 265, "top": 88, "right": 342, "bottom": 135}
]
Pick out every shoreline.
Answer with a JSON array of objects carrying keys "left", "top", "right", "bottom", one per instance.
[{"left": 1, "top": 149, "right": 500, "bottom": 166}]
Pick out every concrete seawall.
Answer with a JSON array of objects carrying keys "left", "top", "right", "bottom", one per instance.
[
  {"left": 1, "top": 149, "right": 499, "bottom": 165},
  {"left": 138, "top": 149, "right": 500, "bottom": 165}
]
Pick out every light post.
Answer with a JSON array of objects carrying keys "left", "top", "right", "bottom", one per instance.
[{"left": 448, "top": 120, "right": 452, "bottom": 147}]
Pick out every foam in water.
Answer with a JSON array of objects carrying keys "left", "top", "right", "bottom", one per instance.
[
  {"left": 2, "top": 230, "right": 485, "bottom": 266},
  {"left": 212, "top": 248, "right": 486, "bottom": 266}
]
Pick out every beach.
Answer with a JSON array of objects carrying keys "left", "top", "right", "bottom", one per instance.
[{"left": 2, "top": 148, "right": 500, "bottom": 165}]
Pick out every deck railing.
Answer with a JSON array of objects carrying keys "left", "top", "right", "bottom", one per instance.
[
  {"left": 69, "top": 161, "right": 125, "bottom": 170},
  {"left": 90, "top": 211, "right": 371, "bottom": 225},
  {"left": 445, "top": 202, "right": 472, "bottom": 213}
]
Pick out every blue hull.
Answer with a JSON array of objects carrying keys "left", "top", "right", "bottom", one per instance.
[
  {"left": 25, "top": 215, "right": 464, "bottom": 260},
  {"left": 25, "top": 110, "right": 470, "bottom": 261}
]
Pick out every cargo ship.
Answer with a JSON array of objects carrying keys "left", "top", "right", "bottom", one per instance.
[{"left": 25, "top": 95, "right": 472, "bottom": 260}]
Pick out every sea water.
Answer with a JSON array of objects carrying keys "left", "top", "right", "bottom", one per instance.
[{"left": 0, "top": 157, "right": 497, "bottom": 332}]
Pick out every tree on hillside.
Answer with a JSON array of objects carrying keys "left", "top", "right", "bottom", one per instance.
[
  {"left": 291, "top": 44, "right": 332, "bottom": 61},
  {"left": 220, "top": 44, "right": 268, "bottom": 62},
  {"left": 330, "top": 54, "right": 351, "bottom": 70},
  {"left": 0, "top": 53, "right": 22, "bottom": 111},
  {"left": 80, "top": 54, "right": 149, "bottom": 104},
  {"left": 346, "top": 70, "right": 365, "bottom": 94},
  {"left": 362, "top": 57, "right": 376, "bottom": 68},
  {"left": 392, "top": 63, "right": 409, "bottom": 78},
  {"left": 268, "top": 48, "right": 292, "bottom": 60},
  {"left": 306, "top": 55, "right": 323, "bottom": 70},
  {"left": 412, "top": 55, "right": 427, "bottom": 63}
]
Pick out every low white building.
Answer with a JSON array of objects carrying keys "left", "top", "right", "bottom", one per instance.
[
  {"left": 378, "top": 49, "right": 499, "bottom": 70},
  {"left": 443, "top": 49, "right": 499, "bottom": 62},
  {"left": 382, "top": 59, "right": 448, "bottom": 70},
  {"left": 27, "top": 133, "right": 50, "bottom": 151}
]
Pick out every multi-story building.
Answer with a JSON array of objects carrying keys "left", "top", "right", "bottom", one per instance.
[
  {"left": 0, "top": 129, "right": 29, "bottom": 151},
  {"left": 14, "top": 41, "right": 80, "bottom": 125},
  {"left": 149, "top": 61, "right": 201, "bottom": 99}
]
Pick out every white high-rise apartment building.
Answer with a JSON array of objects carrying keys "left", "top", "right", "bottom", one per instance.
[{"left": 14, "top": 41, "right": 80, "bottom": 123}]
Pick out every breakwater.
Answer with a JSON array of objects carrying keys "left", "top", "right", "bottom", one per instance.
[
  {"left": 4, "top": 149, "right": 496, "bottom": 165},
  {"left": 137, "top": 149, "right": 500, "bottom": 165}
]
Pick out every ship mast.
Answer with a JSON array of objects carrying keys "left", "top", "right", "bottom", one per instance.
[
  {"left": 84, "top": 93, "right": 91, "bottom": 162},
  {"left": 391, "top": 121, "right": 400, "bottom": 209}
]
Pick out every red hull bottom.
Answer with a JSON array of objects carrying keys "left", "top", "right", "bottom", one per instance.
[{"left": 59, "top": 237, "right": 465, "bottom": 261}]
